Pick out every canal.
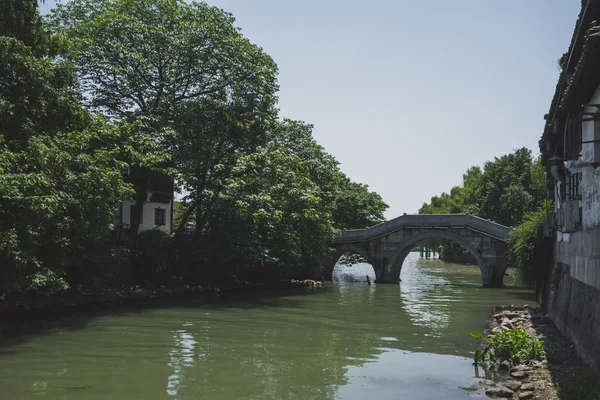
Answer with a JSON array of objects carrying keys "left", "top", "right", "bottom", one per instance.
[{"left": 0, "top": 252, "right": 536, "bottom": 399}]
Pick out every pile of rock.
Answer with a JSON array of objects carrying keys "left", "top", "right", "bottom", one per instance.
[
  {"left": 291, "top": 279, "right": 323, "bottom": 288},
  {"left": 476, "top": 306, "right": 556, "bottom": 400},
  {"left": 483, "top": 364, "right": 551, "bottom": 399},
  {"left": 489, "top": 307, "right": 537, "bottom": 336}
]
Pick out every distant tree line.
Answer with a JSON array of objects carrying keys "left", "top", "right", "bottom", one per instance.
[
  {"left": 418, "top": 148, "right": 551, "bottom": 283},
  {"left": 0, "top": 0, "right": 388, "bottom": 297}
]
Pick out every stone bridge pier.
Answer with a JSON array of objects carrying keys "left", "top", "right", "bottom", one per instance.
[{"left": 324, "top": 214, "right": 511, "bottom": 288}]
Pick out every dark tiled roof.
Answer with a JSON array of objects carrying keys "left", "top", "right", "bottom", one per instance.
[
  {"left": 561, "top": 25, "right": 600, "bottom": 111},
  {"left": 540, "top": 0, "right": 600, "bottom": 150}
]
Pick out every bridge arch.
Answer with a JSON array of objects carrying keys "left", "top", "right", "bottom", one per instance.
[
  {"left": 329, "top": 214, "right": 510, "bottom": 287},
  {"left": 324, "top": 244, "right": 373, "bottom": 281},
  {"left": 387, "top": 230, "right": 490, "bottom": 285}
]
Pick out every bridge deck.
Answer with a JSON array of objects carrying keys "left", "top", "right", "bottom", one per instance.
[{"left": 333, "top": 214, "right": 511, "bottom": 243}]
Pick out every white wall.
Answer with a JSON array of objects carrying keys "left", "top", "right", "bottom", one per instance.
[
  {"left": 581, "top": 84, "right": 600, "bottom": 229},
  {"left": 120, "top": 200, "right": 172, "bottom": 234}
]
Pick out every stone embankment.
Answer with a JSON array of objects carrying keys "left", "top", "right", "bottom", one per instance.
[
  {"left": 475, "top": 305, "right": 600, "bottom": 400},
  {"left": 478, "top": 306, "right": 555, "bottom": 400}
]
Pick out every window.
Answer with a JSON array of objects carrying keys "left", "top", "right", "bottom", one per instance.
[
  {"left": 563, "top": 116, "right": 583, "bottom": 201},
  {"left": 565, "top": 170, "right": 582, "bottom": 200},
  {"left": 155, "top": 208, "right": 166, "bottom": 226},
  {"left": 130, "top": 204, "right": 143, "bottom": 224}
]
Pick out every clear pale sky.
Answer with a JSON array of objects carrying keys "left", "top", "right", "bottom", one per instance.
[{"left": 40, "top": 0, "right": 580, "bottom": 219}]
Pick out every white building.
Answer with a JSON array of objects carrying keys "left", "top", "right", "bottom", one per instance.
[
  {"left": 540, "top": 1, "right": 600, "bottom": 370},
  {"left": 115, "top": 171, "right": 174, "bottom": 236}
]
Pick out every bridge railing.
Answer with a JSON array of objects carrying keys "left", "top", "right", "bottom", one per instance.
[{"left": 334, "top": 214, "right": 511, "bottom": 243}]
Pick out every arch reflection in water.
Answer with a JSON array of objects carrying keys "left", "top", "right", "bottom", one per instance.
[{"left": 399, "top": 254, "right": 453, "bottom": 334}]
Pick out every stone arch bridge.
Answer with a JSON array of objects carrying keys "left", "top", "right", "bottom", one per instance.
[{"left": 326, "top": 214, "right": 512, "bottom": 288}]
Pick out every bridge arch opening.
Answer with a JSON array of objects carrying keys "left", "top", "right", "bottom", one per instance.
[
  {"left": 329, "top": 246, "right": 375, "bottom": 282},
  {"left": 388, "top": 231, "right": 490, "bottom": 286},
  {"left": 417, "top": 239, "right": 475, "bottom": 263}
]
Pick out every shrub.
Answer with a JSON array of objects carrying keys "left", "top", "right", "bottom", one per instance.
[
  {"left": 67, "top": 246, "right": 131, "bottom": 290},
  {"left": 471, "top": 328, "right": 545, "bottom": 373},
  {"left": 133, "top": 229, "right": 175, "bottom": 284},
  {"left": 507, "top": 200, "right": 554, "bottom": 286}
]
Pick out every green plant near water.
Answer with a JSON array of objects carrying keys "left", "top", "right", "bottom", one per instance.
[
  {"left": 470, "top": 328, "right": 546, "bottom": 373},
  {"left": 507, "top": 200, "right": 554, "bottom": 286}
]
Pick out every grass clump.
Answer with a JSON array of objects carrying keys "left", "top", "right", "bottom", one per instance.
[{"left": 471, "top": 328, "right": 545, "bottom": 374}]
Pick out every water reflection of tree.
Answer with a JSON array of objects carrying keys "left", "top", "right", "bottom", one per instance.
[{"left": 162, "top": 287, "right": 399, "bottom": 399}]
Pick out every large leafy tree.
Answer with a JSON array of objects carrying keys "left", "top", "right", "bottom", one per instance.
[
  {"left": 477, "top": 148, "right": 544, "bottom": 226},
  {"left": 173, "top": 116, "right": 388, "bottom": 279},
  {"left": 208, "top": 142, "right": 335, "bottom": 280},
  {"left": 170, "top": 99, "right": 272, "bottom": 239},
  {"left": 0, "top": 0, "right": 131, "bottom": 294},
  {"left": 420, "top": 148, "right": 545, "bottom": 227},
  {"left": 49, "top": 0, "right": 279, "bottom": 237},
  {"left": 270, "top": 119, "right": 387, "bottom": 231}
]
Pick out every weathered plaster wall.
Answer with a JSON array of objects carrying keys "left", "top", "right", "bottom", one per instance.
[
  {"left": 580, "top": 167, "right": 600, "bottom": 229},
  {"left": 581, "top": 85, "right": 600, "bottom": 228},
  {"left": 549, "top": 229, "right": 600, "bottom": 370},
  {"left": 121, "top": 199, "right": 172, "bottom": 234},
  {"left": 548, "top": 84, "right": 600, "bottom": 370}
]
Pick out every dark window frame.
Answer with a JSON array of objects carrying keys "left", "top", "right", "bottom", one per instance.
[{"left": 155, "top": 208, "right": 166, "bottom": 226}]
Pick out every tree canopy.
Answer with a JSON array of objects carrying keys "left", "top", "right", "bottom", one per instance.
[
  {"left": 1, "top": 0, "right": 388, "bottom": 295},
  {"left": 418, "top": 148, "right": 547, "bottom": 265}
]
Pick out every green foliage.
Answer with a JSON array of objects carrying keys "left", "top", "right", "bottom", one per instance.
[
  {"left": 418, "top": 150, "right": 547, "bottom": 261},
  {"left": 133, "top": 230, "right": 175, "bottom": 284},
  {"left": 48, "top": 0, "right": 279, "bottom": 120},
  {"left": 419, "top": 151, "right": 545, "bottom": 227},
  {"left": 507, "top": 200, "right": 554, "bottom": 286},
  {"left": 49, "top": 0, "right": 279, "bottom": 236},
  {"left": 0, "top": 1, "right": 131, "bottom": 295},
  {"left": 471, "top": 328, "right": 546, "bottom": 373},
  {"left": 1, "top": 0, "right": 46, "bottom": 49},
  {"left": 477, "top": 149, "right": 546, "bottom": 227},
  {"left": 206, "top": 142, "right": 334, "bottom": 279},
  {"left": 1, "top": 0, "right": 390, "bottom": 296},
  {"left": 67, "top": 246, "right": 131, "bottom": 289}
]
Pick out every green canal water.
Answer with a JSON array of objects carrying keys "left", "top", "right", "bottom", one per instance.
[{"left": 0, "top": 253, "right": 536, "bottom": 400}]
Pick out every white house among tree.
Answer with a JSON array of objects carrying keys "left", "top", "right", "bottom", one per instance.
[{"left": 115, "top": 171, "right": 174, "bottom": 236}]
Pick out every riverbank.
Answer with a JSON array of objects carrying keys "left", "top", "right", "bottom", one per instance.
[
  {"left": 0, "top": 255, "right": 539, "bottom": 399},
  {"left": 474, "top": 306, "right": 600, "bottom": 400},
  {"left": 0, "top": 279, "right": 323, "bottom": 321}
]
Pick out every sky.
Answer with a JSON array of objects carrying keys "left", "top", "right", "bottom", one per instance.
[{"left": 40, "top": 0, "right": 581, "bottom": 219}]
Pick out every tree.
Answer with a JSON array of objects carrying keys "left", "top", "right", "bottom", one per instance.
[
  {"left": 199, "top": 142, "right": 335, "bottom": 281},
  {"left": 170, "top": 99, "right": 273, "bottom": 240},
  {"left": 269, "top": 119, "right": 387, "bottom": 230},
  {"left": 507, "top": 200, "right": 554, "bottom": 288},
  {"left": 418, "top": 149, "right": 546, "bottom": 264},
  {"left": 49, "top": 0, "right": 279, "bottom": 237},
  {"left": 477, "top": 148, "right": 542, "bottom": 227},
  {"left": 174, "top": 116, "right": 387, "bottom": 279},
  {"left": 0, "top": 0, "right": 131, "bottom": 294}
]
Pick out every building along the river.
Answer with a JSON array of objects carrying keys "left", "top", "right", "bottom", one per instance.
[
  {"left": 115, "top": 171, "right": 174, "bottom": 238},
  {"left": 540, "top": 0, "right": 600, "bottom": 370}
]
